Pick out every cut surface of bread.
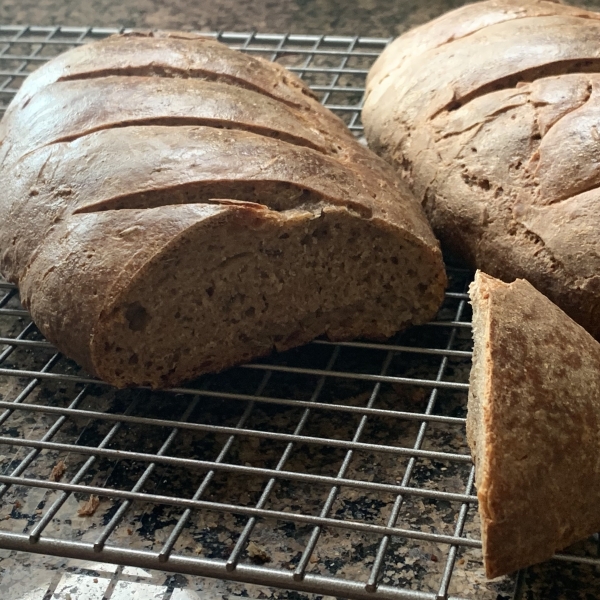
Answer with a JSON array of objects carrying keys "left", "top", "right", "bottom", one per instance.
[
  {"left": 468, "top": 270, "right": 600, "bottom": 578},
  {"left": 363, "top": 0, "right": 600, "bottom": 339},
  {"left": 0, "top": 32, "right": 446, "bottom": 388}
]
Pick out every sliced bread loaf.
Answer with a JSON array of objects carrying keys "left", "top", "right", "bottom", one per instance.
[{"left": 0, "top": 32, "right": 446, "bottom": 388}]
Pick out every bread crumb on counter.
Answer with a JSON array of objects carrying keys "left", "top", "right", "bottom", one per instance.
[
  {"left": 247, "top": 541, "right": 271, "bottom": 564},
  {"left": 49, "top": 460, "right": 66, "bottom": 482},
  {"left": 77, "top": 495, "right": 100, "bottom": 517}
]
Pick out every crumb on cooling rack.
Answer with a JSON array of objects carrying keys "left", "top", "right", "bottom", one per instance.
[
  {"left": 77, "top": 494, "right": 100, "bottom": 517},
  {"left": 247, "top": 541, "right": 271, "bottom": 564},
  {"left": 49, "top": 460, "right": 66, "bottom": 482}
]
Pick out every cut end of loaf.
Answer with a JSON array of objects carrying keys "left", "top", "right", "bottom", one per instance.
[
  {"left": 90, "top": 205, "right": 446, "bottom": 388},
  {"left": 466, "top": 272, "right": 491, "bottom": 479},
  {"left": 467, "top": 270, "right": 498, "bottom": 577},
  {"left": 468, "top": 271, "right": 542, "bottom": 579}
]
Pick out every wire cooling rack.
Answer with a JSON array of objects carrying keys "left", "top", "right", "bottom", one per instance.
[{"left": 0, "top": 24, "right": 599, "bottom": 600}]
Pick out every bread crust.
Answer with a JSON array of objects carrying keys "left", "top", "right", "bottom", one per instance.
[
  {"left": 7, "top": 31, "right": 322, "bottom": 113},
  {"left": 0, "top": 33, "right": 447, "bottom": 387},
  {"left": 468, "top": 271, "right": 600, "bottom": 578},
  {"left": 363, "top": 0, "right": 600, "bottom": 338}
]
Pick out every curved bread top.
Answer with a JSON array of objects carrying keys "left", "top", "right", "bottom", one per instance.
[
  {"left": 366, "top": 0, "right": 600, "bottom": 100},
  {"left": 0, "top": 124, "right": 440, "bottom": 284},
  {"left": 0, "top": 76, "right": 337, "bottom": 166},
  {"left": 11, "top": 31, "right": 319, "bottom": 110}
]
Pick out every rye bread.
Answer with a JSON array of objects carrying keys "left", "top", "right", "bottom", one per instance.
[
  {"left": 362, "top": 0, "right": 600, "bottom": 339},
  {"left": 0, "top": 32, "right": 446, "bottom": 388},
  {"left": 468, "top": 271, "right": 600, "bottom": 578}
]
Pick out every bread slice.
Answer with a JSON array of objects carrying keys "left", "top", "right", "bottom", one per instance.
[{"left": 468, "top": 271, "right": 600, "bottom": 578}]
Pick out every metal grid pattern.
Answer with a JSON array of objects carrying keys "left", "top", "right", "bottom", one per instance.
[{"left": 0, "top": 25, "right": 597, "bottom": 600}]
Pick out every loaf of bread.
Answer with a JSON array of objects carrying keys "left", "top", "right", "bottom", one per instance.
[
  {"left": 0, "top": 32, "right": 446, "bottom": 388},
  {"left": 363, "top": 0, "right": 600, "bottom": 339},
  {"left": 469, "top": 271, "right": 600, "bottom": 578}
]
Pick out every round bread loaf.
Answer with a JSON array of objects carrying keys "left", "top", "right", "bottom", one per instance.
[
  {"left": 363, "top": 0, "right": 600, "bottom": 339},
  {"left": 0, "top": 32, "right": 446, "bottom": 388}
]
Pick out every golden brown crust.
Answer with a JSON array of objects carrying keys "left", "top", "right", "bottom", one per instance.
[
  {"left": 0, "top": 33, "right": 447, "bottom": 387},
  {"left": 0, "top": 76, "right": 336, "bottom": 165},
  {"left": 0, "top": 31, "right": 352, "bottom": 163},
  {"left": 363, "top": 0, "right": 600, "bottom": 338},
  {"left": 468, "top": 271, "right": 600, "bottom": 578},
  {"left": 365, "top": 0, "right": 595, "bottom": 93}
]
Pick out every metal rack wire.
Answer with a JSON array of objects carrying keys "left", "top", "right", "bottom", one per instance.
[{"left": 0, "top": 24, "right": 598, "bottom": 600}]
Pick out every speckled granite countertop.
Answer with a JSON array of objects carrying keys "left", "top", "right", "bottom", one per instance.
[{"left": 1, "top": 0, "right": 600, "bottom": 37}]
